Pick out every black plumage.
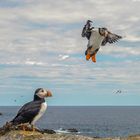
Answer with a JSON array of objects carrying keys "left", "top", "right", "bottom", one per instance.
[
  {"left": 101, "top": 31, "right": 122, "bottom": 46},
  {"left": 11, "top": 99, "right": 44, "bottom": 125},
  {"left": 81, "top": 20, "right": 94, "bottom": 40}
]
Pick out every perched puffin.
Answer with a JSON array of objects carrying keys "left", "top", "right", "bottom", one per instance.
[
  {"left": 10, "top": 88, "right": 52, "bottom": 129},
  {"left": 82, "top": 20, "right": 122, "bottom": 63}
]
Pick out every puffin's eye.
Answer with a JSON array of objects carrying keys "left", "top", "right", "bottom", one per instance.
[{"left": 40, "top": 89, "right": 44, "bottom": 92}]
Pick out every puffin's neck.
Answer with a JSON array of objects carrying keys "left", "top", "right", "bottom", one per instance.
[{"left": 33, "top": 95, "right": 45, "bottom": 102}]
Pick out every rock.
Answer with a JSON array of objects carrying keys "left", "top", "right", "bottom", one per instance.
[
  {"left": 0, "top": 130, "right": 97, "bottom": 140},
  {"left": 0, "top": 130, "right": 44, "bottom": 140},
  {"left": 1, "top": 129, "right": 140, "bottom": 140},
  {"left": 1, "top": 124, "right": 140, "bottom": 140},
  {"left": 67, "top": 128, "right": 78, "bottom": 133},
  {"left": 0, "top": 113, "right": 2, "bottom": 116},
  {"left": 0, "top": 122, "right": 56, "bottom": 136},
  {"left": 127, "top": 134, "right": 140, "bottom": 140},
  {"left": 42, "top": 129, "right": 56, "bottom": 134}
]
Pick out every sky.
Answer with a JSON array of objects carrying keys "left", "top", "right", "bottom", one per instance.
[{"left": 0, "top": 0, "right": 140, "bottom": 106}]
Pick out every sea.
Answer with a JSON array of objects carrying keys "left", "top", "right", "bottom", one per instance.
[{"left": 1, "top": 106, "right": 140, "bottom": 138}]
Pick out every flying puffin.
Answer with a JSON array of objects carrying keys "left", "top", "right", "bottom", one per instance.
[
  {"left": 82, "top": 20, "right": 122, "bottom": 63},
  {"left": 10, "top": 88, "right": 52, "bottom": 130}
]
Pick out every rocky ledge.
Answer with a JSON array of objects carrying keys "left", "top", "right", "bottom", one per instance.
[
  {"left": 0, "top": 124, "right": 140, "bottom": 140},
  {"left": 0, "top": 123, "right": 96, "bottom": 140},
  {"left": 1, "top": 130, "right": 140, "bottom": 140},
  {"left": 0, "top": 130, "right": 99, "bottom": 140}
]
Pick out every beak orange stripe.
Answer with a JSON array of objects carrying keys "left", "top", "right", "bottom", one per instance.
[{"left": 47, "top": 90, "right": 53, "bottom": 97}]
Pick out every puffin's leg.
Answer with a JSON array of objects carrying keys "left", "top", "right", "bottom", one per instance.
[
  {"left": 23, "top": 125, "right": 25, "bottom": 131},
  {"left": 19, "top": 123, "right": 26, "bottom": 131},
  {"left": 19, "top": 124, "right": 32, "bottom": 135},
  {"left": 92, "top": 54, "right": 96, "bottom": 63},
  {"left": 85, "top": 50, "right": 87, "bottom": 55},
  {"left": 31, "top": 124, "right": 36, "bottom": 132},
  {"left": 86, "top": 46, "right": 92, "bottom": 61}
]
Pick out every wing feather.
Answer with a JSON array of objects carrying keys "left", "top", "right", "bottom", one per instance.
[
  {"left": 101, "top": 31, "right": 122, "bottom": 46},
  {"left": 11, "top": 101, "right": 41, "bottom": 124}
]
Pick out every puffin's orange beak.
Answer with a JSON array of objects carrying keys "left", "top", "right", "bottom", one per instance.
[{"left": 46, "top": 90, "right": 53, "bottom": 97}]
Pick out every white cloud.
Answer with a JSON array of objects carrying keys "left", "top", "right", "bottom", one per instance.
[
  {"left": 25, "top": 59, "right": 44, "bottom": 66},
  {"left": 124, "top": 35, "right": 140, "bottom": 42},
  {"left": 58, "top": 54, "right": 70, "bottom": 60},
  {"left": 0, "top": 0, "right": 140, "bottom": 98},
  {"left": 132, "top": 0, "right": 140, "bottom": 2},
  {"left": 101, "top": 45, "right": 140, "bottom": 56}
]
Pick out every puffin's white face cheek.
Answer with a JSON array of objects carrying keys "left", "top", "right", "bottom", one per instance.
[
  {"left": 99, "top": 29, "right": 105, "bottom": 36},
  {"left": 101, "top": 29, "right": 104, "bottom": 34},
  {"left": 36, "top": 89, "right": 48, "bottom": 98}
]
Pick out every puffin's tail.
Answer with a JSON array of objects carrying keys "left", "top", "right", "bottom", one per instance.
[
  {"left": 3, "top": 115, "right": 18, "bottom": 128},
  {"left": 0, "top": 121, "right": 14, "bottom": 135},
  {"left": 3, "top": 121, "right": 13, "bottom": 129}
]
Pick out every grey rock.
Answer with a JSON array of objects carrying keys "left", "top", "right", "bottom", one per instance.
[
  {"left": 67, "top": 128, "right": 78, "bottom": 133},
  {"left": 42, "top": 129, "right": 56, "bottom": 134}
]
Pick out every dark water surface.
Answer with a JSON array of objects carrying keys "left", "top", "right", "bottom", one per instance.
[{"left": 0, "top": 106, "right": 140, "bottom": 138}]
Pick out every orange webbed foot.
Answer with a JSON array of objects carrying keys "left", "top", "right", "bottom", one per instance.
[
  {"left": 86, "top": 54, "right": 91, "bottom": 61},
  {"left": 92, "top": 54, "right": 96, "bottom": 63}
]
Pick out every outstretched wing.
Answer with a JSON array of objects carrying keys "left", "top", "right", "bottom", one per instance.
[
  {"left": 81, "top": 26, "right": 92, "bottom": 40},
  {"left": 101, "top": 32, "right": 122, "bottom": 46},
  {"left": 11, "top": 101, "right": 41, "bottom": 125}
]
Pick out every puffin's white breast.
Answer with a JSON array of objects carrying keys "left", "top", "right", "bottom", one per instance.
[
  {"left": 88, "top": 28, "right": 105, "bottom": 53},
  {"left": 31, "top": 102, "right": 47, "bottom": 125}
]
